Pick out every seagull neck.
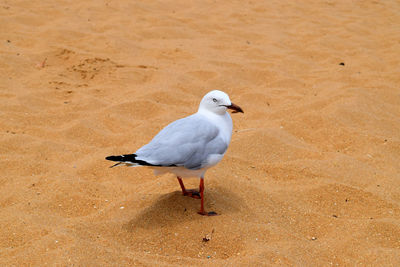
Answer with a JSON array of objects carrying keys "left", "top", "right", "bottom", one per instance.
[{"left": 197, "top": 108, "right": 224, "bottom": 117}]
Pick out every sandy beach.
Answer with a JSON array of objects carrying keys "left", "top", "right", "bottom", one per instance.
[{"left": 1, "top": 0, "right": 400, "bottom": 265}]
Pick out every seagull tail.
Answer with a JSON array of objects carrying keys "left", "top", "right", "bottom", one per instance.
[{"left": 105, "top": 154, "right": 155, "bottom": 168}]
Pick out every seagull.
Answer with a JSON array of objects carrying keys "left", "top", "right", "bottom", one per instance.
[{"left": 106, "top": 90, "right": 243, "bottom": 216}]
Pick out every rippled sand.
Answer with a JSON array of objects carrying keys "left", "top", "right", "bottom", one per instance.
[{"left": 1, "top": 0, "right": 400, "bottom": 265}]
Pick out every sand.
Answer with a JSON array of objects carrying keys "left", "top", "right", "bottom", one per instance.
[{"left": 1, "top": 0, "right": 400, "bottom": 265}]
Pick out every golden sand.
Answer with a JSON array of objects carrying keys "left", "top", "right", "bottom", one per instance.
[{"left": 1, "top": 0, "right": 400, "bottom": 265}]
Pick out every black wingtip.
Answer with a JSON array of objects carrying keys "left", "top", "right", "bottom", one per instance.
[
  {"left": 106, "top": 154, "right": 139, "bottom": 163},
  {"left": 105, "top": 153, "right": 176, "bottom": 167},
  {"left": 106, "top": 155, "right": 122, "bottom": 161}
]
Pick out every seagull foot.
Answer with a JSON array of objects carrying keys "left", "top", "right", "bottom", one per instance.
[
  {"left": 198, "top": 211, "right": 218, "bottom": 216},
  {"left": 183, "top": 189, "right": 201, "bottom": 199}
]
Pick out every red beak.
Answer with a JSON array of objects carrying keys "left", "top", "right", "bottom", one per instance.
[{"left": 227, "top": 102, "right": 244, "bottom": 113}]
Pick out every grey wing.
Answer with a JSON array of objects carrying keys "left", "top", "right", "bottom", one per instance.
[
  {"left": 135, "top": 114, "right": 228, "bottom": 169},
  {"left": 183, "top": 135, "right": 228, "bottom": 169}
]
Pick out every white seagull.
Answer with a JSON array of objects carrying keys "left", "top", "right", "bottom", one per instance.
[{"left": 106, "top": 90, "right": 243, "bottom": 216}]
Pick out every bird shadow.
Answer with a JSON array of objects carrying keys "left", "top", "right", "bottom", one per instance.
[{"left": 123, "top": 186, "right": 246, "bottom": 231}]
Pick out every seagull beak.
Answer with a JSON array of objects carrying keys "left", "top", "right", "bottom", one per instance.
[{"left": 227, "top": 102, "right": 244, "bottom": 113}]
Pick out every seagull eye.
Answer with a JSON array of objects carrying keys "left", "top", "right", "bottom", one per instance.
[{"left": 212, "top": 98, "right": 217, "bottom": 103}]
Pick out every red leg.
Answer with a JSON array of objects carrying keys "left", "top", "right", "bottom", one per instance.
[
  {"left": 177, "top": 176, "right": 186, "bottom": 192},
  {"left": 176, "top": 177, "right": 200, "bottom": 199},
  {"left": 197, "top": 179, "right": 217, "bottom": 216}
]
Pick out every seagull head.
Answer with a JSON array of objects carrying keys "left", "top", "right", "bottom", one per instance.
[{"left": 198, "top": 90, "right": 244, "bottom": 115}]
